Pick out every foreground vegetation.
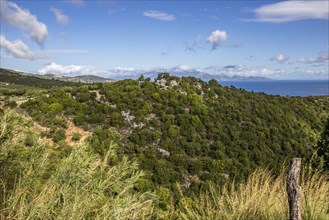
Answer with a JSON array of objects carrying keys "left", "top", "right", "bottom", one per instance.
[
  {"left": 0, "top": 110, "right": 153, "bottom": 219},
  {"left": 175, "top": 167, "right": 329, "bottom": 220},
  {"left": 1, "top": 109, "right": 328, "bottom": 219}
]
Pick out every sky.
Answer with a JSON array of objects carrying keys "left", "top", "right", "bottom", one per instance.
[{"left": 0, "top": 0, "right": 328, "bottom": 80}]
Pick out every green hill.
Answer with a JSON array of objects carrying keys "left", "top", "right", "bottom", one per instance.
[
  {"left": 19, "top": 73, "right": 329, "bottom": 194},
  {"left": 0, "top": 68, "right": 80, "bottom": 89}
]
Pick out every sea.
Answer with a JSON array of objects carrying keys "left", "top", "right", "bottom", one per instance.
[{"left": 220, "top": 80, "right": 329, "bottom": 97}]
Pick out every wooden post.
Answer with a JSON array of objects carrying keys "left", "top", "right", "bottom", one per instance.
[{"left": 286, "top": 158, "right": 302, "bottom": 220}]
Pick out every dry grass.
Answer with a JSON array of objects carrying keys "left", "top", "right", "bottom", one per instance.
[{"left": 177, "top": 167, "right": 329, "bottom": 220}]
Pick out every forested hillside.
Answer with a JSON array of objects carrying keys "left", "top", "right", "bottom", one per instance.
[
  {"left": 18, "top": 73, "right": 329, "bottom": 195},
  {"left": 0, "top": 68, "right": 80, "bottom": 89}
]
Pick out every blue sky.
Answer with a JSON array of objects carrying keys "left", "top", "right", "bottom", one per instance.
[{"left": 0, "top": 0, "right": 328, "bottom": 79}]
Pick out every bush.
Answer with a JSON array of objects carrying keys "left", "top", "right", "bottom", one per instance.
[
  {"left": 72, "top": 132, "right": 81, "bottom": 142},
  {"left": 52, "top": 128, "right": 66, "bottom": 142}
]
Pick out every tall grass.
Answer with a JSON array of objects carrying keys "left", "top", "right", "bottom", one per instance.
[
  {"left": 176, "top": 167, "right": 329, "bottom": 220},
  {"left": 0, "top": 109, "right": 154, "bottom": 219}
]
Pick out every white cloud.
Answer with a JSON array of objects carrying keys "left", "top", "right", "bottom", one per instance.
[
  {"left": 200, "top": 65, "right": 285, "bottom": 78},
  {"left": 66, "top": 0, "right": 85, "bottom": 7},
  {"left": 271, "top": 53, "right": 289, "bottom": 63},
  {"left": 245, "top": 1, "right": 329, "bottom": 23},
  {"left": 143, "top": 10, "right": 175, "bottom": 21},
  {"left": 201, "top": 65, "right": 327, "bottom": 80},
  {"left": 51, "top": 7, "right": 69, "bottom": 25},
  {"left": 38, "top": 62, "right": 93, "bottom": 76},
  {"left": 0, "top": 0, "right": 48, "bottom": 47},
  {"left": 298, "top": 52, "right": 329, "bottom": 65},
  {"left": 0, "top": 35, "right": 45, "bottom": 60},
  {"left": 177, "top": 65, "right": 190, "bottom": 71},
  {"left": 207, "top": 30, "right": 228, "bottom": 50}
]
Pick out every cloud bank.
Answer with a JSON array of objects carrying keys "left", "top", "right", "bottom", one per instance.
[
  {"left": 298, "top": 52, "right": 329, "bottom": 65},
  {"left": 36, "top": 62, "right": 328, "bottom": 80},
  {"left": 38, "top": 62, "right": 92, "bottom": 76}
]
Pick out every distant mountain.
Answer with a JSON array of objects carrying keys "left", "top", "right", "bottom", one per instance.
[
  {"left": 42, "top": 74, "right": 115, "bottom": 84},
  {"left": 107, "top": 68, "right": 271, "bottom": 82}
]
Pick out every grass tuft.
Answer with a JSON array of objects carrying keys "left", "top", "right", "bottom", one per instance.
[{"left": 176, "top": 167, "right": 329, "bottom": 220}]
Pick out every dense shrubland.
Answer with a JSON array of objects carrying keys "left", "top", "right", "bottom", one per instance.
[
  {"left": 1, "top": 109, "right": 328, "bottom": 219},
  {"left": 19, "top": 73, "right": 329, "bottom": 196}
]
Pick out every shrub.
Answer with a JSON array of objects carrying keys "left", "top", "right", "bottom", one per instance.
[
  {"left": 52, "top": 128, "right": 66, "bottom": 142},
  {"left": 71, "top": 132, "right": 81, "bottom": 141}
]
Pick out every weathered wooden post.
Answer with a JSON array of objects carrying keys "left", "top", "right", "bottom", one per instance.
[{"left": 286, "top": 158, "right": 302, "bottom": 220}]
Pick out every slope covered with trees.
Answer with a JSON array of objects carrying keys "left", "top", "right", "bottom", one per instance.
[
  {"left": 318, "top": 118, "right": 329, "bottom": 169},
  {"left": 19, "top": 73, "right": 329, "bottom": 195},
  {"left": 0, "top": 68, "right": 80, "bottom": 89}
]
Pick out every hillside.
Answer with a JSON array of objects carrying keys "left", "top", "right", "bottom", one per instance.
[
  {"left": 1, "top": 109, "right": 328, "bottom": 219},
  {"left": 0, "top": 68, "right": 81, "bottom": 89},
  {"left": 61, "top": 75, "right": 114, "bottom": 83},
  {"left": 18, "top": 73, "right": 329, "bottom": 195}
]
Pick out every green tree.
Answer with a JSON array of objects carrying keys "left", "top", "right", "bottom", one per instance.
[
  {"left": 318, "top": 118, "right": 329, "bottom": 170},
  {"left": 138, "top": 74, "right": 145, "bottom": 82},
  {"left": 49, "top": 102, "right": 63, "bottom": 114}
]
